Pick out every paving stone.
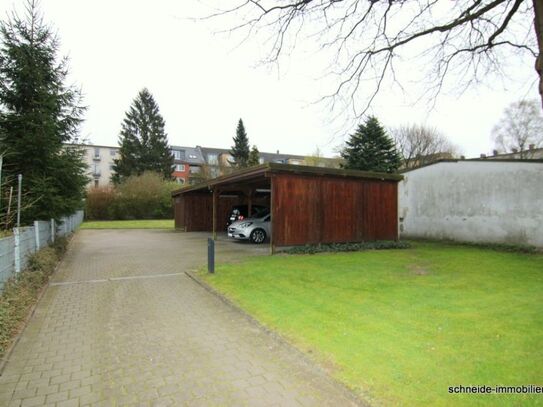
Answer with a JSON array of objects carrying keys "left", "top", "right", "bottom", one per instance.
[
  {"left": 45, "top": 391, "right": 69, "bottom": 403},
  {"left": 0, "top": 230, "right": 361, "bottom": 406},
  {"left": 20, "top": 395, "right": 46, "bottom": 407},
  {"left": 56, "top": 399, "right": 79, "bottom": 407}
]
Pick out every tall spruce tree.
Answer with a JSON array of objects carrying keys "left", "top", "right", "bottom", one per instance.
[
  {"left": 341, "top": 116, "right": 401, "bottom": 173},
  {"left": 248, "top": 145, "right": 260, "bottom": 166},
  {"left": 230, "top": 119, "right": 250, "bottom": 168},
  {"left": 0, "top": 1, "right": 87, "bottom": 224},
  {"left": 112, "top": 88, "right": 173, "bottom": 183}
]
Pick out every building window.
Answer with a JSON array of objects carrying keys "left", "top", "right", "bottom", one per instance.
[
  {"left": 210, "top": 167, "right": 220, "bottom": 178},
  {"left": 189, "top": 166, "right": 201, "bottom": 174},
  {"left": 188, "top": 154, "right": 197, "bottom": 159},
  {"left": 94, "top": 147, "right": 100, "bottom": 158},
  {"left": 110, "top": 149, "right": 117, "bottom": 156},
  {"left": 94, "top": 179, "right": 99, "bottom": 187},
  {"left": 175, "top": 164, "right": 185, "bottom": 172},
  {"left": 207, "top": 153, "right": 218, "bottom": 165},
  {"left": 173, "top": 150, "right": 185, "bottom": 160},
  {"left": 258, "top": 157, "right": 265, "bottom": 164}
]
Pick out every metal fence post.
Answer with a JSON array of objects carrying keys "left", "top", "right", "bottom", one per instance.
[
  {"left": 208, "top": 238, "right": 215, "bottom": 273},
  {"left": 14, "top": 227, "right": 20, "bottom": 273},
  {"left": 51, "top": 219, "right": 55, "bottom": 243},
  {"left": 34, "top": 220, "right": 40, "bottom": 251}
]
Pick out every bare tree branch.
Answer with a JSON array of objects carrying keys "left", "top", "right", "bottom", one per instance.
[
  {"left": 492, "top": 99, "right": 543, "bottom": 157},
  {"left": 207, "top": 0, "right": 537, "bottom": 117}
]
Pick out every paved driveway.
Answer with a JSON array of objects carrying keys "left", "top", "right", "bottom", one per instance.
[{"left": 0, "top": 230, "right": 359, "bottom": 406}]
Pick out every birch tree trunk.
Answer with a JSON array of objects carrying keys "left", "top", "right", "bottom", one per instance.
[{"left": 534, "top": 0, "right": 543, "bottom": 108}]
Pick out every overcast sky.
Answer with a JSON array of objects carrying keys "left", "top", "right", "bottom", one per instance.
[{"left": 0, "top": 0, "right": 538, "bottom": 158}]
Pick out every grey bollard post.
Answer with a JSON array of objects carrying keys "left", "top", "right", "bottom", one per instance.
[{"left": 208, "top": 238, "right": 215, "bottom": 273}]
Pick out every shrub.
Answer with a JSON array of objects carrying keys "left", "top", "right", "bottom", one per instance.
[
  {"left": 0, "top": 245, "right": 62, "bottom": 357},
  {"left": 85, "top": 172, "right": 178, "bottom": 220},
  {"left": 27, "top": 247, "right": 58, "bottom": 274},
  {"left": 85, "top": 186, "right": 117, "bottom": 220},
  {"left": 284, "top": 240, "right": 411, "bottom": 255},
  {"left": 52, "top": 236, "right": 69, "bottom": 257},
  {"left": 111, "top": 172, "right": 178, "bottom": 220}
]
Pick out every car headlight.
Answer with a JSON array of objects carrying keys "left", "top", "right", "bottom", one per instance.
[{"left": 238, "top": 222, "right": 253, "bottom": 228}]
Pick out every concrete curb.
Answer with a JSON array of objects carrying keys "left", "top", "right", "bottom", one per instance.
[
  {"left": 184, "top": 269, "right": 368, "bottom": 407},
  {"left": 0, "top": 233, "right": 76, "bottom": 376}
]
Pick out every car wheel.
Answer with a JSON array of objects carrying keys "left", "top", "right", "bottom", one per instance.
[{"left": 250, "top": 229, "right": 266, "bottom": 244}]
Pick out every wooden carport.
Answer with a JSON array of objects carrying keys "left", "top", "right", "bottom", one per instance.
[{"left": 172, "top": 163, "right": 403, "bottom": 250}]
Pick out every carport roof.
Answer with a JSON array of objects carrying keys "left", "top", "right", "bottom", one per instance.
[{"left": 171, "top": 162, "right": 403, "bottom": 197}]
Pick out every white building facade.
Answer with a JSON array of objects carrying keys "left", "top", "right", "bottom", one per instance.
[
  {"left": 79, "top": 144, "right": 119, "bottom": 187},
  {"left": 399, "top": 160, "right": 543, "bottom": 247}
]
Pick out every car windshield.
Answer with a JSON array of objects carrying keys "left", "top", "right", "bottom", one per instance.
[{"left": 254, "top": 207, "right": 270, "bottom": 217}]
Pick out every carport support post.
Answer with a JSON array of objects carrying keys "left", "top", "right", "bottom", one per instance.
[
  {"left": 270, "top": 177, "right": 275, "bottom": 255},
  {"left": 247, "top": 188, "right": 253, "bottom": 217}
]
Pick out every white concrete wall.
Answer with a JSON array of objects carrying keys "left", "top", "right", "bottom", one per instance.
[{"left": 399, "top": 161, "right": 543, "bottom": 247}]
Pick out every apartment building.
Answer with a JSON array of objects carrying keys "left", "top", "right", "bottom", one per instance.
[
  {"left": 75, "top": 143, "right": 339, "bottom": 187},
  {"left": 170, "top": 145, "right": 206, "bottom": 185},
  {"left": 76, "top": 144, "right": 120, "bottom": 187},
  {"left": 198, "top": 146, "right": 308, "bottom": 178},
  {"left": 477, "top": 144, "right": 543, "bottom": 160}
]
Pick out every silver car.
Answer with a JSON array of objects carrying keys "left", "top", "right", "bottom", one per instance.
[{"left": 227, "top": 214, "right": 271, "bottom": 244}]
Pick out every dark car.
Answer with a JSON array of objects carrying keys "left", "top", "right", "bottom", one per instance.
[{"left": 226, "top": 205, "right": 268, "bottom": 227}]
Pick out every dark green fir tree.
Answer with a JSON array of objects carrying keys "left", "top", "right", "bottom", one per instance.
[
  {"left": 0, "top": 0, "right": 87, "bottom": 224},
  {"left": 112, "top": 88, "right": 173, "bottom": 183},
  {"left": 248, "top": 145, "right": 260, "bottom": 166},
  {"left": 230, "top": 119, "right": 250, "bottom": 168},
  {"left": 341, "top": 116, "right": 401, "bottom": 173}
]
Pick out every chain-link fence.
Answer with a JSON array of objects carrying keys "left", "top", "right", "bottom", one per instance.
[{"left": 0, "top": 210, "right": 84, "bottom": 289}]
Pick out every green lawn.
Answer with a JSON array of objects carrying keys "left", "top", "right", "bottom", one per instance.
[
  {"left": 201, "top": 242, "right": 543, "bottom": 406},
  {"left": 80, "top": 219, "right": 174, "bottom": 229}
]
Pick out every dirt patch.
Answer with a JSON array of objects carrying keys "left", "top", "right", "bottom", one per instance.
[{"left": 407, "top": 264, "right": 430, "bottom": 276}]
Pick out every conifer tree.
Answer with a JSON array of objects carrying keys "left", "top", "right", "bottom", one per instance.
[
  {"left": 230, "top": 119, "right": 250, "bottom": 168},
  {"left": 341, "top": 117, "right": 401, "bottom": 173},
  {"left": 112, "top": 89, "right": 173, "bottom": 183},
  {"left": 248, "top": 145, "right": 260, "bottom": 166},
  {"left": 0, "top": 0, "right": 87, "bottom": 224}
]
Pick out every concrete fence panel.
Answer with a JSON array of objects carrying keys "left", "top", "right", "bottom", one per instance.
[
  {"left": 17, "top": 227, "right": 36, "bottom": 272},
  {"left": 37, "top": 221, "right": 51, "bottom": 249},
  {"left": 0, "top": 209, "right": 84, "bottom": 290},
  {"left": 0, "top": 237, "right": 15, "bottom": 286}
]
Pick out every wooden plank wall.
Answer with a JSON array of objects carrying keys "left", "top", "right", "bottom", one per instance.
[
  {"left": 272, "top": 173, "right": 398, "bottom": 246},
  {"left": 174, "top": 196, "right": 185, "bottom": 230},
  {"left": 174, "top": 193, "right": 244, "bottom": 232}
]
